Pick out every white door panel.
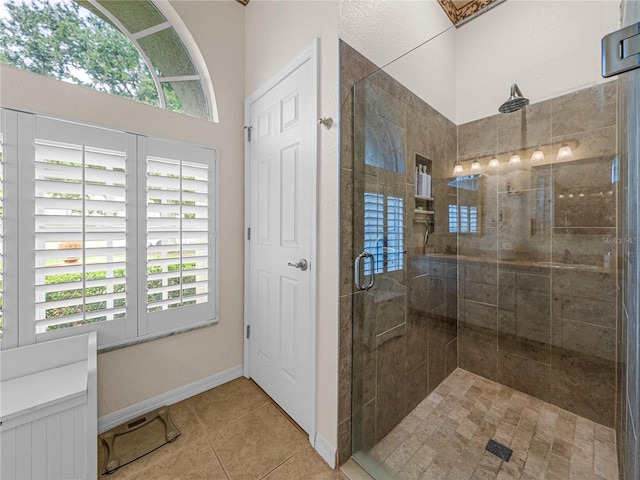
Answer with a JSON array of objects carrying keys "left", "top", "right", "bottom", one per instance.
[{"left": 247, "top": 57, "right": 315, "bottom": 433}]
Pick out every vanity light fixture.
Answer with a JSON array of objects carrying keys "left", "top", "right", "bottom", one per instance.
[
  {"left": 453, "top": 159, "right": 464, "bottom": 175},
  {"left": 470, "top": 157, "right": 482, "bottom": 172},
  {"left": 508, "top": 152, "right": 522, "bottom": 166},
  {"left": 488, "top": 155, "right": 500, "bottom": 168},
  {"left": 531, "top": 147, "right": 545, "bottom": 162},
  {"left": 556, "top": 143, "right": 574, "bottom": 161}
]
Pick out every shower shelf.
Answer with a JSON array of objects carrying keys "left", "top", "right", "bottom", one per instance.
[{"left": 415, "top": 154, "right": 435, "bottom": 231}]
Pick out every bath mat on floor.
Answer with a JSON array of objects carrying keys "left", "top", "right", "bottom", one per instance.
[{"left": 99, "top": 406, "right": 181, "bottom": 474}]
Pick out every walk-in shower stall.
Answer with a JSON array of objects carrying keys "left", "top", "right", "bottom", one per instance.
[{"left": 338, "top": 2, "right": 640, "bottom": 479}]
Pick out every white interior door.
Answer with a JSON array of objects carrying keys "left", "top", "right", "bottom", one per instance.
[{"left": 245, "top": 51, "right": 316, "bottom": 434}]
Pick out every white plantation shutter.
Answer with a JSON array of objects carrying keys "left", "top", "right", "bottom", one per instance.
[
  {"left": 364, "top": 193, "right": 404, "bottom": 275},
  {"left": 0, "top": 129, "right": 4, "bottom": 341},
  {"left": 449, "top": 204, "right": 477, "bottom": 234},
  {"left": 141, "top": 138, "right": 216, "bottom": 334},
  {"left": 387, "top": 196, "right": 404, "bottom": 272},
  {"left": 34, "top": 141, "right": 127, "bottom": 332},
  {"left": 364, "top": 192, "right": 384, "bottom": 275},
  {"left": 449, "top": 204, "right": 459, "bottom": 233},
  {"left": 4, "top": 111, "right": 215, "bottom": 348},
  {"left": 19, "top": 115, "right": 136, "bottom": 346}
]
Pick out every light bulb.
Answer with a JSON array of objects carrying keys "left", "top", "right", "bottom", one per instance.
[
  {"left": 488, "top": 156, "right": 500, "bottom": 168},
  {"left": 508, "top": 153, "right": 521, "bottom": 165},
  {"left": 556, "top": 144, "right": 574, "bottom": 161},
  {"left": 531, "top": 148, "right": 545, "bottom": 162},
  {"left": 471, "top": 159, "right": 481, "bottom": 172}
]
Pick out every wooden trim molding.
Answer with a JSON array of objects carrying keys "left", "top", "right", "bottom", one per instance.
[{"left": 437, "top": 0, "right": 504, "bottom": 25}]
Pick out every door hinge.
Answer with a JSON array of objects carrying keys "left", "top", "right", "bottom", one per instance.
[
  {"left": 246, "top": 325, "right": 250, "bottom": 338},
  {"left": 244, "top": 125, "right": 252, "bottom": 142},
  {"left": 247, "top": 227, "right": 251, "bottom": 240},
  {"left": 602, "top": 22, "right": 640, "bottom": 77}
]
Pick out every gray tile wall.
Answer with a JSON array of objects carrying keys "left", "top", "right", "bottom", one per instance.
[{"left": 456, "top": 82, "right": 619, "bottom": 429}]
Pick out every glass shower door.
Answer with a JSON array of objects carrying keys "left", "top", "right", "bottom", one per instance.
[{"left": 351, "top": 69, "right": 410, "bottom": 477}]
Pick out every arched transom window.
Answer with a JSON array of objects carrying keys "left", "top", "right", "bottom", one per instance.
[{"left": 0, "top": 0, "right": 217, "bottom": 121}]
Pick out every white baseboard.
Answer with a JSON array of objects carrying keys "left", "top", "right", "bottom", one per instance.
[
  {"left": 314, "top": 432, "right": 337, "bottom": 469},
  {"left": 98, "top": 365, "right": 244, "bottom": 433}
]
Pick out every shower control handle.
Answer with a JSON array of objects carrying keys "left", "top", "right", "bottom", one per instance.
[
  {"left": 354, "top": 252, "right": 375, "bottom": 291},
  {"left": 287, "top": 259, "right": 308, "bottom": 271}
]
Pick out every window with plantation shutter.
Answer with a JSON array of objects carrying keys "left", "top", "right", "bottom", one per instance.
[
  {"left": 141, "top": 137, "right": 216, "bottom": 335},
  {"left": 449, "top": 204, "right": 459, "bottom": 233},
  {"left": 449, "top": 204, "right": 477, "bottom": 234},
  {"left": 386, "top": 196, "right": 404, "bottom": 272},
  {"left": 364, "top": 192, "right": 404, "bottom": 275},
  {"left": 364, "top": 192, "right": 384, "bottom": 275},
  {"left": 3, "top": 112, "right": 216, "bottom": 349},
  {"left": 34, "top": 140, "right": 127, "bottom": 334},
  {"left": 23, "top": 115, "right": 137, "bottom": 347}
]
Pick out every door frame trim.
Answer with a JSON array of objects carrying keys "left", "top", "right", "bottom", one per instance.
[{"left": 243, "top": 39, "right": 319, "bottom": 445}]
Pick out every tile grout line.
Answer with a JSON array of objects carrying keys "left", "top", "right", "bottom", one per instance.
[{"left": 203, "top": 433, "right": 231, "bottom": 480}]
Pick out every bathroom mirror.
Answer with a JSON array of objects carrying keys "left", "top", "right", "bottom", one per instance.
[{"left": 447, "top": 174, "right": 483, "bottom": 234}]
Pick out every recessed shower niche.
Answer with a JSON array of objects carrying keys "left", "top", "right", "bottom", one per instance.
[{"left": 414, "top": 154, "right": 434, "bottom": 233}]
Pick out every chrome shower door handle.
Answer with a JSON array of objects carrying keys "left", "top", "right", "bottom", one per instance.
[
  {"left": 287, "top": 259, "right": 308, "bottom": 271},
  {"left": 354, "top": 252, "right": 375, "bottom": 291}
]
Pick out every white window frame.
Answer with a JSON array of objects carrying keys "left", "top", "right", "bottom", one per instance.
[
  {"left": 0, "top": 109, "right": 19, "bottom": 349},
  {"left": 1, "top": 109, "right": 218, "bottom": 350}
]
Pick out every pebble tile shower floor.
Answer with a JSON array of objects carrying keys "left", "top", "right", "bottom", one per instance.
[{"left": 367, "top": 368, "right": 619, "bottom": 480}]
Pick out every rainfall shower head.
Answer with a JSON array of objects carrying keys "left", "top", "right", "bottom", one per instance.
[{"left": 499, "top": 83, "right": 529, "bottom": 113}]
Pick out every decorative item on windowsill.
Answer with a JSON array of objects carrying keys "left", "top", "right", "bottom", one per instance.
[{"left": 59, "top": 241, "right": 82, "bottom": 264}]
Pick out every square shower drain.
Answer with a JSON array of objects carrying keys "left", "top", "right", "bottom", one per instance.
[{"left": 485, "top": 439, "right": 513, "bottom": 462}]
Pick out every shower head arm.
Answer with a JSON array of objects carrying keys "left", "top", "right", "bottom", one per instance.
[{"left": 511, "top": 83, "right": 524, "bottom": 97}]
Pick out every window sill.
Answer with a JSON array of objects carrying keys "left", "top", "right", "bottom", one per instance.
[{"left": 97, "top": 319, "right": 218, "bottom": 354}]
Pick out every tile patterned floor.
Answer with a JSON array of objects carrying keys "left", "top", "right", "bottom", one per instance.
[
  {"left": 365, "top": 368, "right": 619, "bottom": 480},
  {"left": 98, "top": 377, "right": 346, "bottom": 480}
]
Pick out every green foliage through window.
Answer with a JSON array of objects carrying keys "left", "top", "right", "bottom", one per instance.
[{"left": 0, "top": 0, "right": 181, "bottom": 109}]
